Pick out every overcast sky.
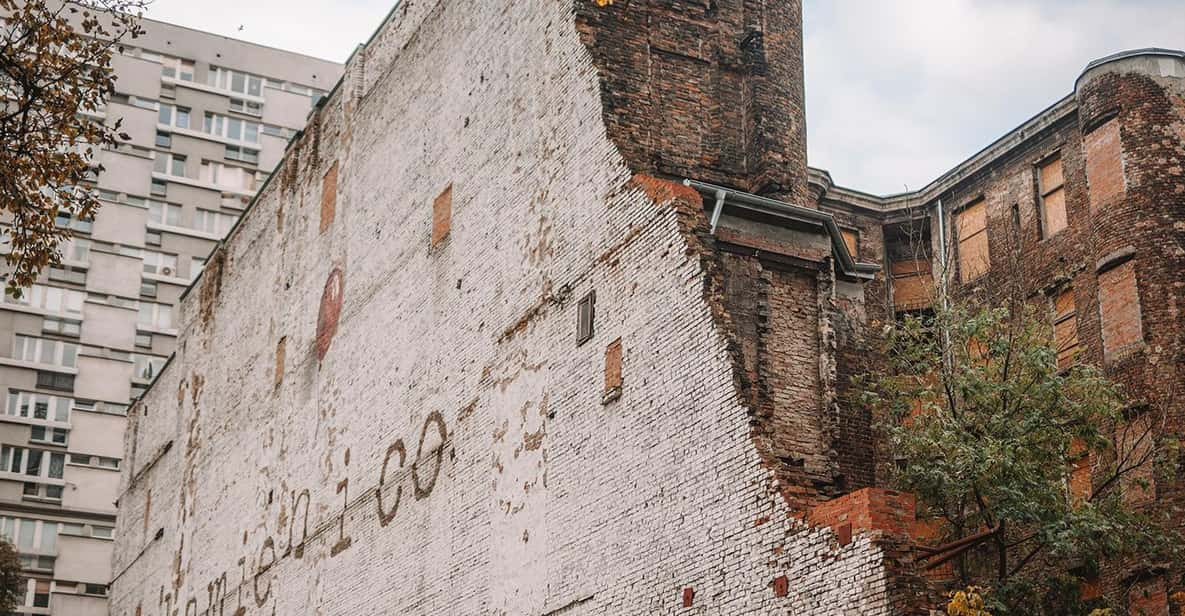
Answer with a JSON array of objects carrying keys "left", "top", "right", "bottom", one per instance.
[{"left": 144, "top": 0, "right": 1183, "bottom": 196}]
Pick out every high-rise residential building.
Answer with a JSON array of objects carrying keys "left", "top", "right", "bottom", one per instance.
[{"left": 0, "top": 15, "right": 341, "bottom": 615}]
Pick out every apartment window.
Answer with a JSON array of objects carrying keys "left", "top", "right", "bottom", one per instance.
[
  {"left": 190, "top": 257, "right": 206, "bottom": 281},
  {"left": 92, "top": 526, "right": 114, "bottom": 539},
  {"left": 195, "top": 209, "right": 238, "bottom": 236},
  {"left": 54, "top": 212, "right": 92, "bottom": 234},
  {"left": 13, "top": 336, "right": 78, "bottom": 369},
  {"left": 956, "top": 199, "right": 989, "bottom": 282},
  {"left": 151, "top": 179, "right": 168, "bottom": 197},
  {"left": 5, "top": 284, "right": 85, "bottom": 315},
  {"left": 1053, "top": 289, "right": 1081, "bottom": 370},
  {"left": 147, "top": 200, "right": 182, "bottom": 226},
  {"left": 155, "top": 131, "right": 172, "bottom": 148},
  {"left": 204, "top": 112, "right": 261, "bottom": 144},
  {"left": 576, "top": 291, "right": 595, "bottom": 346},
  {"left": 30, "top": 425, "right": 68, "bottom": 445},
  {"left": 225, "top": 145, "right": 259, "bottom": 164},
  {"left": 42, "top": 318, "right": 81, "bottom": 337},
  {"left": 153, "top": 153, "right": 186, "bottom": 177},
  {"left": 141, "top": 250, "right": 178, "bottom": 276},
  {"left": 202, "top": 162, "right": 257, "bottom": 192},
  {"left": 0, "top": 446, "right": 65, "bottom": 480},
  {"left": 261, "top": 124, "right": 287, "bottom": 138},
  {"left": 158, "top": 103, "right": 190, "bottom": 129},
  {"left": 84, "top": 584, "right": 108, "bottom": 596},
  {"left": 132, "top": 354, "right": 166, "bottom": 381},
  {"left": 1038, "top": 155, "right": 1067, "bottom": 238},
  {"left": 5, "top": 391, "right": 70, "bottom": 424},
  {"left": 160, "top": 56, "right": 194, "bottom": 81},
  {"left": 64, "top": 238, "right": 91, "bottom": 262},
  {"left": 134, "top": 332, "right": 152, "bottom": 348},
  {"left": 137, "top": 302, "right": 173, "bottom": 330},
  {"left": 140, "top": 281, "right": 158, "bottom": 298},
  {"left": 48, "top": 266, "right": 86, "bottom": 285},
  {"left": 146, "top": 230, "right": 162, "bottom": 246},
  {"left": 0, "top": 517, "right": 61, "bottom": 557},
  {"left": 229, "top": 98, "right": 263, "bottom": 116},
  {"left": 208, "top": 67, "right": 263, "bottom": 97},
  {"left": 35, "top": 372, "right": 73, "bottom": 393}
]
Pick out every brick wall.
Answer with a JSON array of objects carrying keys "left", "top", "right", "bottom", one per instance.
[{"left": 110, "top": 2, "right": 901, "bottom": 615}]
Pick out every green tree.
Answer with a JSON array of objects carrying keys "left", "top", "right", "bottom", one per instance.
[
  {"left": 0, "top": 537, "right": 21, "bottom": 611},
  {"left": 861, "top": 296, "right": 1180, "bottom": 614},
  {"left": 0, "top": 0, "right": 146, "bottom": 294}
]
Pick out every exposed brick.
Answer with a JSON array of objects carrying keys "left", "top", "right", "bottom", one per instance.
[
  {"left": 320, "top": 161, "right": 338, "bottom": 233},
  {"left": 1098, "top": 259, "right": 1144, "bottom": 358},
  {"left": 1085, "top": 118, "right": 1126, "bottom": 212},
  {"left": 603, "top": 337, "right": 622, "bottom": 395},
  {"left": 432, "top": 183, "right": 452, "bottom": 247}
]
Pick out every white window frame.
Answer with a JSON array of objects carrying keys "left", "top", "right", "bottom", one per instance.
[
  {"left": 5, "top": 284, "right": 85, "bottom": 315},
  {"left": 203, "top": 112, "right": 260, "bottom": 144},
  {"left": 137, "top": 302, "right": 173, "bottom": 331},
  {"left": 0, "top": 446, "right": 66, "bottom": 481},
  {"left": 5, "top": 391, "right": 71, "bottom": 426},
  {"left": 12, "top": 335, "right": 78, "bottom": 369},
  {"left": 141, "top": 250, "right": 178, "bottom": 276},
  {"left": 147, "top": 200, "right": 182, "bottom": 226}
]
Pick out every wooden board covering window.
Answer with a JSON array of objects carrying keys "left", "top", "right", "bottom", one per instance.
[
  {"left": 891, "top": 258, "right": 933, "bottom": 311},
  {"left": 841, "top": 229, "right": 859, "bottom": 260},
  {"left": 1053, "top": 289, "right": 1080, "bottom": 369},
  {"left": 1038, "top": 156, "right": 1067, "bottom": 237},
  {"left": 956, "top": 200, "right": 989, "bottom": 282}
]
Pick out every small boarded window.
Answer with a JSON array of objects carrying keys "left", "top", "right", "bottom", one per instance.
[
  {"left": 1084, "top": 118, "right": 1124, "bottom": 212},
  {"left": 1098, "top": 259, "right": 1143, "bottom": 357},
  {"left": 1067, "top": 437, "right": 1091, "bottom": 506},
  {"left": 576, "top": 292, "right": 595, "bottom": 346},
  {"left": 956, "top": 199, "right": 989, "bottom": 282},
  {"left": 1118, "top": 410, "right": 1156, "bottom": 507},
  {"left": 1038, "top": 156, "right": 1067, "bottom": 237},
  {"left": 1053, "top": 289, "right": 1080, "bottom": 370},
  {"left": 432, "top": 183, "right": 452, "bottom": 247},
  {"left": 891, "top": 258, "right": 933, "bottom": 312},
  {"left": 320, "top": 162, "right": 338, "bottom": 234},
  {"left": 603, "top": 338, "right": 622, "bottom": 402},
  {"left": 841, "top": 229, "right": 859, "bottom": 260}
]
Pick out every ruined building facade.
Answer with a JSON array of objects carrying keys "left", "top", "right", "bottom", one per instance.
[{"left": 108, "top": 1, "right": 1185, "bottom": 614}]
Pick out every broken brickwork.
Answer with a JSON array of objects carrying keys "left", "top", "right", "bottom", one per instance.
[
  {"left": 110, "top": 2, "right": 919, "bottom": 615},
  {"left": 108, "top": 1, "right": 1185, "bottom": 613}
]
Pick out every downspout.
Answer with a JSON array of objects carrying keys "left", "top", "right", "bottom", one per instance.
[
  {"left": 934, "top": 199, "right": 948, "bottom": 312},
  {"left": 709, "top": 189, "right": 727, "bottom": 234}
]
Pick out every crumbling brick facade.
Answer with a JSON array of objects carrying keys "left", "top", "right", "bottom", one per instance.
[{"left": 108, "top": 1, "right": 1185, "bottom": 614}]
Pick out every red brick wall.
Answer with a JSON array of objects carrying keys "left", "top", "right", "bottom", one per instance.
[{"left": 574, "top": 0, "right": 809, "bottom": 204}]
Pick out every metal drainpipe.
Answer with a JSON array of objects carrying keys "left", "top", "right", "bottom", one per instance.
[
  {"left": 709, "top": 190, "right": 727, "bottom": 234},
  {"left": 934, "top": 199, "right": 948, "bottom": 311}
]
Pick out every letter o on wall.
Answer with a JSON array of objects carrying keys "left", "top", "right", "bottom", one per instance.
[{"left": 412, "top": 412, "right": 448, "bottom": 500}]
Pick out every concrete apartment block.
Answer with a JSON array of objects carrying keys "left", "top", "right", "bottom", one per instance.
[
  {"left": 0, "top": 14, "right": 341, "bottom": 616},
  {"left": 108, "top": 1, "right": 1185, "bottom": 614}
]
